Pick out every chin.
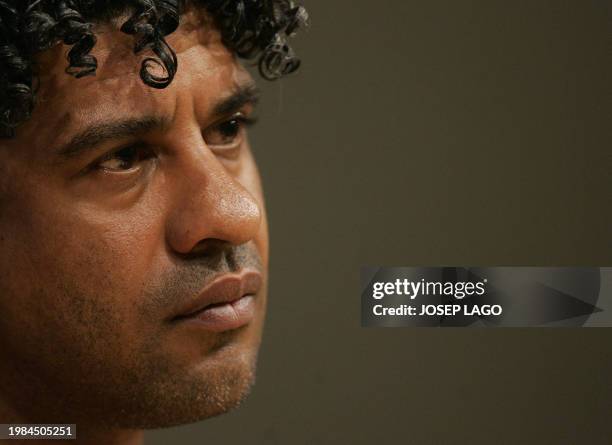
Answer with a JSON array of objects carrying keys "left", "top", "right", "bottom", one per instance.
[{"left": 106, "top": 339, "right": 260, "bottom": 430}]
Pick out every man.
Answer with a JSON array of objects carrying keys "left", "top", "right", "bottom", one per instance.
[{"left": 0, "top": 1, "right": 306, "bottom": 443}]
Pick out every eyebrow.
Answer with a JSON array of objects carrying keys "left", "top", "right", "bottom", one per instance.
[
  {"left": 57, "top": 116, "right": 166, "bottom": 159},
  {"left": 55, "top": 82, "right": 260, "bottom": 160},
  {"left": 213, "top": 83, "right": 260, "bottom": 117}
]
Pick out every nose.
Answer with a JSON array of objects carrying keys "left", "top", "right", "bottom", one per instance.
[{"left": 165, "top": 143, "right": 262, "bottom": 256}]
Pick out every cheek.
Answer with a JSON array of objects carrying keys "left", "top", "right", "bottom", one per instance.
[{"left": 0, "top": 184, "right": 164, "bottom": 362}]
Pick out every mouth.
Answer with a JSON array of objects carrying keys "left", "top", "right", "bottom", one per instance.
[{"left": 171, "top": 269, "right": 263, "bottom": 332}]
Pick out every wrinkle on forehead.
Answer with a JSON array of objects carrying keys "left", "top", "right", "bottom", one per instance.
[
  {"left": 15, "top": 7, "right": 239, "bottom": 156},
  {"left": 37, "top": 7, "right": 221, "bottom": 103}
]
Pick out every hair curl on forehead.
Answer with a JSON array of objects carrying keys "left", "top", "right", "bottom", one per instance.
[{"left": 0, "top": 0, "right": 308, "bottom": 138}]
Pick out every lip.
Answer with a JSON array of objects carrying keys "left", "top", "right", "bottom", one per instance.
[{"left": 172, "top": 269, "right": 263, "bottom": 332}]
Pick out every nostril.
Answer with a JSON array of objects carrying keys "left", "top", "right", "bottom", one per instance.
[
  {"left": 184, "top": 238, "right": 228, "bottom": 259},
  {"left": 177, "top": 239, "right": 254, "bottom": 275}
]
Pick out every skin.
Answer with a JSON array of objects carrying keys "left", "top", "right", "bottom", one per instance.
[{"left": 0, "top": 8, "right": 268, "bottom": 445}]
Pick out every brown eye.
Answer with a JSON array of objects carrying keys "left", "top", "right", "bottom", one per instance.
[
  {"left": 203, "top": 114, "right": 257, "bottom": 149},
  {"left": 97, "top": 144, "right": 153, "bottom": 172}
]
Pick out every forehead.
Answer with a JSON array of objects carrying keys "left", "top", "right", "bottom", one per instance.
[{"left": 19, "top": 8, "right": 250, "bottom": 150}]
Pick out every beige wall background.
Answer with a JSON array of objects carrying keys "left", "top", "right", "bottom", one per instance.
[{"left": 147, "top": 1, "right": 611, "bottom": 443}]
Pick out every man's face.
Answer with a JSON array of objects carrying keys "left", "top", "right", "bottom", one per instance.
[{"left": 0, "top": 9, "right": 268, "bottom": 428}]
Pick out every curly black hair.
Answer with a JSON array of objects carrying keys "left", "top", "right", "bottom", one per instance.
[{"left": 0, "top": 0, "right": 308, "bottom": 138}]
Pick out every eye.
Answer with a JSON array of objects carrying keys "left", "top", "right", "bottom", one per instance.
[
  {"left": 203, "top": 113, "right": 257, "bottom": 149},
  {"left": 95, "top": 144, "right": 154, "bottom": 172}
]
